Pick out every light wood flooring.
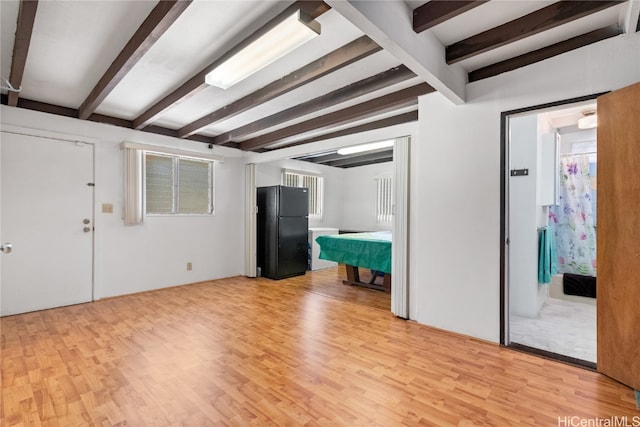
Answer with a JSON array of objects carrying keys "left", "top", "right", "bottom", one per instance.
[
  {"left": 1, "top": 267, "right": 637, "bottom": 426},
  {"left": 297, "top": 265, "right": 390, "bottom": 311}
]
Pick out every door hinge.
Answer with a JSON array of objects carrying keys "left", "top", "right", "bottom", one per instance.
[{"left": 87, "top": 183, "right": 95, "bottom": 187}]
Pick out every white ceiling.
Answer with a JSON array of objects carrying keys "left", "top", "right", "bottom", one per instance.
[
  {"left": 1, "top": 0, "right": 635, "bottom": 162},
  {"left": 98, "top": 1, "right": 288, "bottom": 119},
  {"left": 407, "top": 0, "right": 629, "bottom": 72},
  {"left": 155, "top": 8, "right": 371, "bottom": 131},
  {"left": 545, "top": 101, "right": 598, "bottom": 130},
  {"left": 16, "top": 1, "right": 157, "bottom": 107},
  {"left": 0, "top": 1, "right": 20, "bottom": 83}
]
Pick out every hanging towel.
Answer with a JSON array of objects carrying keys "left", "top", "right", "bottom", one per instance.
[
  {"left": 548, "top": 225, "right": 557, "bottom": 277},
  {"left": 538, "top": 228, "right": 549, "bottom": 283},
  {"left": 538, "top": 227, "right": 557, "bottom": 284}
]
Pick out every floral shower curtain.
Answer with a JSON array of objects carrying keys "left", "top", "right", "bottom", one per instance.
[{"left": 549, "top": 154, "right": 597, "bottom": 276}]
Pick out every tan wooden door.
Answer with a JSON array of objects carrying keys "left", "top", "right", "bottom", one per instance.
[{"left": 597, "top": 82, "right": 640, "bottom": 390}]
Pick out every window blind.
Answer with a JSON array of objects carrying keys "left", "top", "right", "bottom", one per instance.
[
  {"left": 146, "top": 154, "right": 175, "bottom": 214},
  {"left": 177, "top": 158, "right": 211, "bottom": 214},
  {"left": 145, "top": 154, "right": 213, "bottom": 215},
  {"left": 376, "top": 176, "right": 393, "bottom": 223},
  {"left": 303, "top": 174, "right": 321, "bottom": 217}
]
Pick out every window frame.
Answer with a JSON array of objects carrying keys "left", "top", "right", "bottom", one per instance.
[{"left": 144, "top": 151, "right": 215, "bottom": 216}]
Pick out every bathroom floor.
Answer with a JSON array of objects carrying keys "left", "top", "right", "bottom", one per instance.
[{"left": 510, "top": 297, "right": 596, "bottom": 363}]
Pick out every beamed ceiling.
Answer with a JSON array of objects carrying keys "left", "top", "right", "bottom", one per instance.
[{"left": 1, "top": 0, "right": 638, "bottom": 168}]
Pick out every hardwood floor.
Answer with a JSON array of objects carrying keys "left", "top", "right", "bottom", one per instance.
[
  {"left": 1, "top": 269, "right": 637, "bottom": 426},
  {"left": 294, "top": 265, "right": 390, "bottom": 311}
]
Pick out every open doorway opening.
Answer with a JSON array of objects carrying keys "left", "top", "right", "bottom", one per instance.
[
  {"left": 245, "top": 133, "right": 411, "bottom": 318},
  {"left": 503, "top": 96, "right": 599, "bottom": 367},
  {"left": 255, "top": 141, "right": 395, "bottom": 311}
]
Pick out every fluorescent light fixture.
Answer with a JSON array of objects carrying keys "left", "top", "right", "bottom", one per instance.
[
  {"left": 205, "top": 10, "right": 320, "bottom": 89},
  {"left": 337, "top": 140, "right": 395, "bottom": 156},
  {"left": 578, "top": 111, "right": 597, "bottom": 129}
]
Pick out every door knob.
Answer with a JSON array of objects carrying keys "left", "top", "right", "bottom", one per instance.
[
  {"left": 0, "top": 243, "right": 12, "bottom": 254},
  {"left": 83, "top": 218, "right": 91, "bottom": 224},
  {"left": 83, "top": 227, "right": 92, "bottom": 233}
]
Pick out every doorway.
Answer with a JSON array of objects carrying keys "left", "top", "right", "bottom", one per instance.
[
  {"left": 501, "top": 95, "right": 599, "bottom": 366},
  {"left": 245, "top": 135, "right": 411, "bottom": 318},
  {"left": 1, "top": 130, "right": 95, "bottom": 316}
]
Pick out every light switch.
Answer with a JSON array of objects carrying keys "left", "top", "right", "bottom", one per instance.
[{"left": 102, "top": 203, "right": 113, "bottom": 213}]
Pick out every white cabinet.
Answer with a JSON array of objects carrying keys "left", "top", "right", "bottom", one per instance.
[{"left": 308, "top": 228, "right": 339, "bottom": 270}]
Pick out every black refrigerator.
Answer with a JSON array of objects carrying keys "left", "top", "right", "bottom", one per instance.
[{"left": 257, "top": 185, "right": 309, "bottom": 280}]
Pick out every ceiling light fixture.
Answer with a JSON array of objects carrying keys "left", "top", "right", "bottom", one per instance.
[
  {"left": 578, "top": 109, "right": 597, "bottom": 129},
  {"left": 337, "top": 140, "right": 395, "bottom": 156},
  {"left": 204, "top": 10, "right": 320, "bottom": 90}
]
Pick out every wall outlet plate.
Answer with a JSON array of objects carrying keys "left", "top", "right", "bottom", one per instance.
[{"left": 187, "top": 262, "right": 192, "bottom": 271}]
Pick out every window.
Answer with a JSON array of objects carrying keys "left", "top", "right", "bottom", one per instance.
[
  {"left": 145, "top": 153, "right": 213, "bottom": 215},
  {"left": 282, "top": 169, "right": 323, "bottom": 217},
  {"left": 376, "top": 176, "right": 393, "bottom": 223}
]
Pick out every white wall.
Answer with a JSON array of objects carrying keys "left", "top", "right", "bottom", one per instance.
[
  {"left": 3, "top": 30, "right": 637, "bottom": 342},
  {"left": 537, "top": 113, "right": 558, "bottom": 212},
  {"left": 0, "top": 106, "right": 246, "bottom": 299},
  {"left": 255, "top": 157, "right": 394, "bottom": 231},
  {"left": 560, "top": 128, "right": 597, "bottom": 154},
  {"left": 255, "top": 158, "right": 344, "bottom": 228},
  {"left": 508, "top": 115, "right": 546, "bottom": 318},
  {"left": 341, "top": 162, "right": 394, "bottom": 232},
  {"left": 412, "top": 33, "right": 640, "bottom": 342}
]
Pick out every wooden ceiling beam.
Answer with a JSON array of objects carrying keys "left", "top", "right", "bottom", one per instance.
[
  {"left": 240, "top": 84, "right": 432, "bottom": 151},
  {"left": 298, "top": 153, "right": 343, "bottom": 164},
  {"left": 338, "top": 156, "right": 393, "bottom": 168},
  {"left": 132, "top": 1, "right": 330, "bottom": 130},
  {"left": 326, "top": 150, "right": 394, "bottom": 168},
  {"left": 177, "top": 36, "right": 381, "bottom": 138},
  {"left": 446, "top": 0, "right": 623, "bottom": 64},
  {"left": 299, "top": 1, "right": 331, "bottom": 20},
  {"left": 302, "top": 148, "right": 392, "bottom": 165},
  {"left": 211, "top": 65, "right": 415, "bottom": 145},
  {"left": 413, "top": 1, "right": 488, "bottom": 33},
  {"left": 78, "top": 0, "right": 192, "bottom": 120},
  {"left": 260, "top": 110, "right": 418, "bottom": 151},
  {"left": 327, "top": 0, "right": 465, "bottom": 104},
  {"left": 1, "top": 95, "right": 215, "bottom": 144},
  {"left": 7, "top": 0, "right": 38, "bottom": 107},
  {"left": 300, "top": 152, "right": 353, "bottom": 164},
  {"left": 468, "top": 25, "right": 623, "bottom": 82}
]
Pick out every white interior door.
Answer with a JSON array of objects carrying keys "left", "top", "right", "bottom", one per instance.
[{"left": 1, "top": 132, "right": 94, "bottom": 316}]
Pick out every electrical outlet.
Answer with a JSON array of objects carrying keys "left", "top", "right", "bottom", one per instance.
[
  {"left": 102, "top": 203, "right": 113, "bottom": 213},
  {"left": 187, "top": 262, "right": 192, "bottom": 271}
]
